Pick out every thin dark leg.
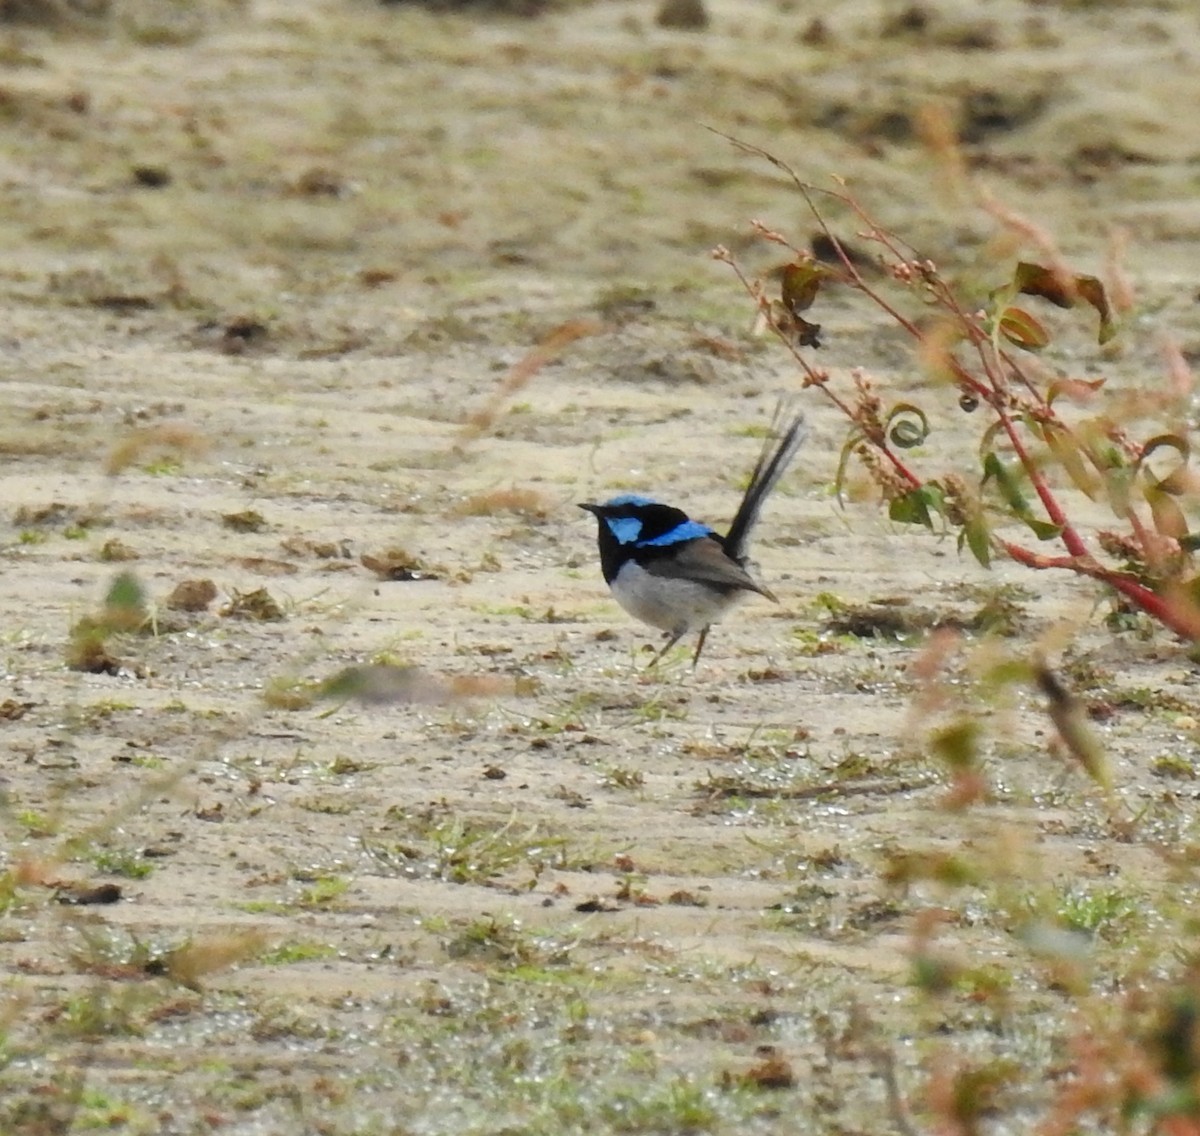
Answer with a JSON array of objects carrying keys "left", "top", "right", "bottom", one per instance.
[
  {"left": 691, "top": 625, "right": 711, "bottom": 668},
  {"left": 650, "top": 629, "right": 685, "bottom": 667}
]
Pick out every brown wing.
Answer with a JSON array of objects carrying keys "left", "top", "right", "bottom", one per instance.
[{"left": 641, "top": 538, "right": 777, "bottom": 601}]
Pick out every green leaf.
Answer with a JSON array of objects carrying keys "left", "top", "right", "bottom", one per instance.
[
  {"left": 778, "top": 261, "right": 826, "bottom": 347},
  {"left": 1075, "top": 275, "right": 1118, "bottom": 345},
  {"left": 981, "top": 452, "right": 1030, "bottom": 515},
  {"left": 1011, "top": 261, "right": 1074, "bottom": 308},
  {"left": 889, "top": 485, "right": 944, "bottom": 531},
  {"left": 1046, "top": 376, "right": 1105, "bottom": 404},
  {"left": 1043, "top": 425, "right": 1102, "bottom": 500},
  {"left": 930, "top": 719, "right": 981, "bottom": 771},
  {"left": 997, "top": 305, "right": 1050, "bottom": 352},
  {"left": 889, "top": 493, "right": 930, "bottom": 528},
  {"left": 1025, "top": 518, "right": 1064, "bottom": 541},
  {"left": 980, "top": 453, "right": 1062, "bottom": 540},
  {"left": 1103, "top": 463, "right": 1135, "bottom": 517},
  {"left": 780, "top": 260, "right": 828, "bottom": 316},
  {"left": 1146, "top": 486, "right": 1189, "bottom": 540},
  {"left": 960, "top": 511, "right": 992, "bottom": 567},
  {"left": 1034, "top": 663, "right": 1111, "bottom": 791},
  {"left": 833, "top": 430, "right": 864, "bottom": 508}
]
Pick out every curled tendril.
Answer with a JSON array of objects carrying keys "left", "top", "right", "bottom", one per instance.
[{"left": 886, "top": 403, "right": 930, "bottom": 450}]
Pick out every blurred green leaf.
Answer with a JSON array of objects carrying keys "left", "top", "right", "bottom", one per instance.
[
  {"left": 1035, "top": 663, "right": 1110, "bottom": 791},
  {"left": 931, "top": 719, "right": 981, "bottom": 771},
  {"left": 997, "top": 305, "right": 1050, "bottom": 352},
  {"left": 833, "top": 431, "right": 863, "bottom": 507},
  {"left": 1146, "top": 486, "right": 1189, "bottom": 540},
  {"left": 980, "top": 657, "right": 1036, "bottom": 691},
  {"left": 1025, "top": 518, "right": 1064, "bottom": 541},
  {"left": 102, "top": 571, "right": 147, "bottom": 632},
  {"left": 982, "top": 452, "right": 1030, "bottom": 514},
  {"left": 959, "top": 511, "right": 992, "bottom": 567},
  {"left": 981, "top": 453, "right": 1062, "bottom": 540},
  {"left": 1046, "top": 376, "right": 1105, "bottom": 404},
  {"left": 780, "top": 260, "right": 827, "bottom": 315},
  {"left": 106, "top": 572, "right": 144, "bottom": 612},
  {"left": 889, "top": 485, "right": 944, "bottom": 530},
  {"left": 1043, "top": 425, "right": 1102, "bottom": 500}
]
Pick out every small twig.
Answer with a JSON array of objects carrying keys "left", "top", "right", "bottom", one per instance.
[
  {"left": 872, "top": 1043, "right": 924, "bottom": 1136},
  {"left": 848, "top": 1003, "right": 925, "bottom": 1136}
]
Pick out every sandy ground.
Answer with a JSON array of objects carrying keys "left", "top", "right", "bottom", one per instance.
[{"left": 2, "top": 1, "right": 1200, "bottom": 1132}]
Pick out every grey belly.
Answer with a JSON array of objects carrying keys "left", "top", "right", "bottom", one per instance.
[{"left": 610, "top": 561, "right": 743, "bottom": 634}]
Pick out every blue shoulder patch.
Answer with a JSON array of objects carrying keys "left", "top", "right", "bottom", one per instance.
[{"left": 638, "top": 520, "right": 713, "bottom": 547}]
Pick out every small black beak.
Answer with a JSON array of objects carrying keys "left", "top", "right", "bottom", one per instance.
[{"left": 578, "top": 503, "right": 599, "bottom": 515}]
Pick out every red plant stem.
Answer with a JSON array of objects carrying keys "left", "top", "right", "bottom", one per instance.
[
  {"left": 1000, "top": 541, "right": 1200, "bottom": 639},
  {"left": 994, "top": 414, "right": 1091, "bottom": 559}
]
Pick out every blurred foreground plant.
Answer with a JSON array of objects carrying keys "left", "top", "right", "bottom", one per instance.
[
  {"left": 717, "top": 137, "right": 1200, "bottom": 643},
  {"left": 837, "top": 604, "right": 1200, "bottom": 1136},
  {"left": 714, "top": 132, "right": 1200, "bottom": 1125}
]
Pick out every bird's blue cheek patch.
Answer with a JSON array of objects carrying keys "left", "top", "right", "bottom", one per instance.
[
  {"left": 605, "top": 516, "right": 644, "bottom": 545},
  {"left": 639, "top": 520, "right": 713, "bottom": 547}
]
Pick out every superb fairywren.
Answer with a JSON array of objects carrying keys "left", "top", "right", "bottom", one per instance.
[{"left": 580, "top": 406, "right": 807, "bottom": 666}]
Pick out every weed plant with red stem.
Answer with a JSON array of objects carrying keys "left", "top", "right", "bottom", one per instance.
[{"left": 714, "top": 135, "right": 1200, "bottom": 643}]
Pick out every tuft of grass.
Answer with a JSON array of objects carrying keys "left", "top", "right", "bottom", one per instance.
[
  {"left": 371, "top": 808, "right": 573, "bottom": 886},
  {"left": 601, "top": 765, "right": 645, "bottom": 790},
  {"left": 443, "top": 915, "right": 553, "bottom": 966},
  {"left": 69, "top": 571, "right": 150, "bottom": 659},
  {"left": 261, "top": 675, "right": 319, "bottom": 710},
  {"left": 454, "top": 487, "right": 549, "bottom": 519},
  {"left": 296, "top": 874, "right": 350, "bottom": 908},
  {"left": 99, "top": 537, "right": 138, "bottom": 562},
  {"left": 221, "top": 587, "right": 284, "bottom": 622},
  {"left": 1055, "top": 885, "right": 1139, "bottom": 942},
  {"left": 55, "top": 989, "right": 148, "bottom": 1040},
  {"left": 16, "top": 809, "right": 58, "bottom": 838},
  {"left": 259, "top": 941, "right": 338, "bottom": 966},
  {"left": 1152, "top": 753, "right": 1196, "bottom": 779},
  {"left": 91, "top": 848, "right": 155, "bottom": 880}
]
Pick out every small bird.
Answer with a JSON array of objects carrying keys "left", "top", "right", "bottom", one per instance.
[{"left": 580, "top": 406, "right": 807, "bottom": 666}]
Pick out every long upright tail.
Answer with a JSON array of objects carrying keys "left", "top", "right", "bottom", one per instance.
[{"left": 723, "top": 403, "right": 807, "bottom": 562}]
